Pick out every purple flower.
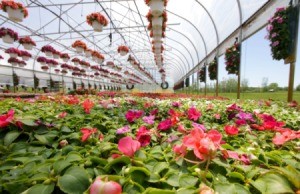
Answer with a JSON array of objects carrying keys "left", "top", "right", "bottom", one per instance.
[
  {"left": 272, "top": 41, "right": 279, "bottom": 47},
  {"left": 192, "top": 122, "right": 206, "bottom": 131},
  {"left": 237, "top": 112, "right": 253, "bottom": 121},
  {"left": 116, "top": 126, "right": 130, "bottom": 134},
  {"left": 172, "top": 101, "right": 181, "bottom": 107},
  {"left": 142, "top": 115, "right": 155, "bottom": 125},
  {"left": 277, "top": 17, "right": 283, "bottom": 24},
  {"left": 167, "top": 135, "right": 178, "bottom": 143},
  {"left": 266, "top": 24, "right": 273, "bottom": 32},
  {"left": 271, "top": 33, "right": 277, "bottom": 38}
]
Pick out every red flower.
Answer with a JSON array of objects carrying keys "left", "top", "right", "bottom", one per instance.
[
  {"left": 0, "top": 109, "right": 14, "bottom": 128},
  {"left": 82, "top": 99, "right": 94, "bottom": 114},
  {"left": 81, "top": 128, "right": 97, "bottom": 142},
  {"left": 187, "top": 107, "right": 201, "bottom": 121},
  {"left": 157, "top": 118, "right": 172, "bottom": 131},
  {"left": 183, "top": 128, "right": 222, "bottom": 161},
  {"left": 118, "top": 136, "right": 141, "bottom": 157},
  {"left": 224, "top": 125, "right": 239, "bottom": 136},
  {"left": 173, "top": 144, "right": 187, "bottom": 158},
  {"left": 58, "top": 111, "right": 67, "bottom": 118},
  {"left": 222, "top": 150, "right": 250, "bottom": 165},
  {"left": 150, "top": 108, "right": 158, "bottom": 116},
  {"left": 90, "top": 177, "right": 122, "bottom": 194},
  {"left": 125, "top": 110, "right": 143, "bottom": 123},
  {"left": 136, "top": 126, "right": 151, "bottom": 147}
]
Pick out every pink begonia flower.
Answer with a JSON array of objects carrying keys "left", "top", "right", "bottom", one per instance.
[
  {"left": 81, "top": 128, "right": 97, "bottom": 142},
  {"left": 118, "top": 136, "right": 141, "bottom": 157},
  {"left": 173, "top": 144, "right": 187, "bottom": 158},
  {"left": 224, "top": 125, "right": 239, "bottom": 136},
  {"left": 272, "top": 129, "right": 300, "bottom": 145},
  {"left": 187, "top": 107, "right": 201, "bottom": 121},
  {"left": 136, "top": 126, "right": 151, "bottom": 147},
  {"left": 116, "top": 125, "right": 130, "bottom": 134},
  {"left": 142, "top": 115, "right": 155, "bottom": 125},
  {"left": 157, "top": 118, "right": 172, "bottom": 131},
  {"left": 0, "top": 109, "right": 14, "bottom": 128},
  {"left": 90, "top": 177, "right": 122, "bottom": 194},
  {"left": 82, "top": 99, "right": 94, "bottom": 114},
  {"left": 125, "top": 110, "right": 143, "bottom": 123}
]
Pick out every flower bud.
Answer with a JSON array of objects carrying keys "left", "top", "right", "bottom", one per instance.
[
  {"left": 59, "top": 139, "right": 68, "bottom": 147},
  {"left": 90, "top": 177, "right": 122, "bottom": 194}
]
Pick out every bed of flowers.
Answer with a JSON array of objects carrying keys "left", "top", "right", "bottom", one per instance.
[{"left": 0, "top": 93, "right": 299, "bottom": 194}]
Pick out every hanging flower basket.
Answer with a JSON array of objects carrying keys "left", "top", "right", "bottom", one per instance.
[
  {"left": 19, "top": 36, "right": 36, "bottom": 50},
  {"left": 60, "top": 53, "right": 70, "bottom": 62},
  {"left": 47, "top": 59, "right": 58, "bottom": 68},
  {"left": 37, "top": 56, "right": 47, "bottom": 65},
  {"left": 71, "top": 57, "right": 80, "bottom": 65},
  {"left": 41, "top": 65, "right": 49, "bottom": 71},
  {"left": 54, "top": 69, "right": 60, "bottom": 74},
  {"left": 199, "top": 66, "right": 206, "bottom": 82},
  {"left": 19, "top": 50, "right": 32, "bottom": 61},
  {"left": 208, "top": 57, "right": 218, "bottom": 80},
  {"left": 18, "top": 60, "right": 26, "bottom": 67},
  {"left": 71, "top": 40, "right": 87, "bottom": 53},
  {"left": 225, "top": 43, "right": 240, "bottom": 75},
  {"left": 61, "top": 69, "right": 68, "bottom": 75},
  {"left": 1, "top": 0, "right": 29, "bottom": 22},
  {"left": 86, "top": 12, "right": 108, "bottom": 32},
  {"left": 41, "top": 45, "right": 55, "bottom": 57},
  {"left": 84, "top": 49, "right": 93, "bottom": 57},
  {"left": 52, "top": 51, "right": 60, "bottom": 59},
  {"left": 0, "top": 27, "right": 18, "bottom": 44},
  {"left": 127, "top": 55, "right": 135, "bottom": 65},
  {"left": 5, "top": 47, "right": 20, "bottom": 58},
  {"left": 117, "top": 45, "right": 129, "bottom": 56},
  {"left": 8, "top": 57, "right": 20, "bottom": 66}
]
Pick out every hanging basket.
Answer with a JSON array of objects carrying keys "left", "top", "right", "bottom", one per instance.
[
  {"left": 22, "top": 56, "right": 30, "bottom": 61},
  {"left": 2, "top": 34, "right": 14, "bottom": 44},
  {"left": 152, "top": 17, "right": 163, "bottom": 29},
  {"left": 10, "top": 62, "right": 18, "bottom": 66},
  {"left": 75, "top": 46, "right": 84, "bottom": 53},
  {"left": 62, "top": 71, "right": 68, "bottom": 75},
  {"left": 92, "top": 21, "right": 103, "bottom": 32},
  {"left": 22, "top": 43, "right": 33, "bottom": 50},
  {"left": 119, "top": 51, "right": 128, "bottom": 56},
  {"left": 73, "top": 61, "right": 79, "bottom": 66},
  {"left": 6, "top": 7, "right": 24, "bottom": 22},
  {"left": 53, "top": 54, "right": 60, "bottom": 59},
  {"left": 45, "top": 51, "right": 52, "bottom": 57},
  {"left": 149, "top": 0, "right": 164, "bottom": 17},
  {"left": 8, "top": 53, "right": 18, "bottom": 58},
  {"left": 154, "top": 49, "right": 161, "bottom": 54},
  {"left": 39, "top": 62, "right": 46, "bottom": 66}
]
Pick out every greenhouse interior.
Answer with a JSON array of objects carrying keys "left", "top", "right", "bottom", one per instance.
[{"left": 0, "top": 0, "right": 300, "bottom": 194}]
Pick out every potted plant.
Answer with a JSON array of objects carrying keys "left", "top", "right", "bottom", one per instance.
[
  {"left": 47, "top": 59, "right": 58, "bottom": 67},
  {"left": 71, "top": 57, "right": 80, "bottom": 65},
  {"left": 41, "top": 45, "right": 55, "bottom": 57},
  {"left": 37, "top": 56, "right": 47, "bottom": 65},
  {"left": 199, "top": 66, "right": 206, "bottom": 82},
  {"left": 84, "top": 48, "right": 93, "bottom": 57},
  {"left": 41, "top": 65, "right": 49, "bottom": 71},
  {"left": 145, "top": 0, "right": 168, "bottom": 16},
  {"left": 18, "top": 36, "right": 36, "bottom": 50},
  {"left": 147, "top": 10, "right": 167, "bottom": 29},
  {"left": 0, "top": 27, "right": 18, "bottom": 43},
  {"left": 0, "top": 0, "right": 28, "bottom": 22},
  {"left": 117, "top": 45, "right": 129, "bottom": 56},
  {"left": 54, "top": 69, "right": 60, "bottom": 74},
  {"left": 208, "top": 57, "right": 218, "bottom": 80},
  {"left": 225, "top": 43, "right": 240, "bottom": 75},
  {"left": 127, "top": 55, "right": 135, "bottom": 65},
  {"left": 71, "top": 40, "right": 87, "bottom": 53},
  {"left": 52, "top": 50, "right": 60, "bottom": 59},
  {"left": 18, "top": 50, "right": 31, "bottom": 61},
  {"left": 0, "top": 55, "right": 3, "bottom": 60},
  {"left": 5, "top": 47, "right": 20, "bottom": 58},
  {"left": 79, "top": 60, "right": 90, "bottom": 68},
  {"left": 92, "top": 51, "right": 104, "bottom": 63},
  {"left": 106, "top": 61, "right": 114, "bottom": 68},
  {"left": 60, "top": 63, "right": 69, "bottom": 70},
  {"left": 61, "top": 69, "right": 68, "bottom": 75},
  {"left": 8, "top": 57, "right": 19, "bottom": 66},
  {"left": 60, "top": 53, "right": 70, "bottom": 62},
  {"left": 86, "top": 12, "right": 108, "bottom": 32}
]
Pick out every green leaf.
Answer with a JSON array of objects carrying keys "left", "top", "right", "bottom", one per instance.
[
  {"left": 4, "top": 130, "right": 21, "bottom": 146},
  {"left": 20, "top": 119, "right": 38, "bottom": 126},
  {"left": 227, "top": 172, "right": 245, "bottom": 181},
  {"left": 53, "top": 159, "right": 72, "bottom": 175},
  {"left": 65, "top": 152, "right": 83, "bottom": 162},
  {"left": 24, "top": 183, "right": 55, "bottom": 194},
  {"left": 166, "top": 173, "right": 180, "bottom": 187},
  {"left": 272, "top": 166, "right": 300, "bottom": 189},
  {"left": 214, "top": 183, "right": 250, "bottom": 194},
  {"left": 104, "top": 156, "right": 131, "bottom": 173},
  {"left": 251, "top": 172, "right": 294, "bottom": 194},
  {"left": 179, "top": 174, "right": 198, "bottom": 187},
  {"left": 142, "top": 188, "right": 176, "bottom": 194},
  {"left": 153, "top": 162, "right": 169, "bottom": 175},
  {"left": 34, "top": 131, "right": 58, "bottom": 146},
  {"left": 57, "top": 166, "right": 90, "bottom": 194}
]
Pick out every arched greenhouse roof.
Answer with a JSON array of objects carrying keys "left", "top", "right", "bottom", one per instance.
[{"left": 0, "top": 0, "right": 291, "bottom": 87}]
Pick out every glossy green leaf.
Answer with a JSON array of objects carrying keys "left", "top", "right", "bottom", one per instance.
[{"left": 4, "top": 130, "right": 21, "bottom": 146}]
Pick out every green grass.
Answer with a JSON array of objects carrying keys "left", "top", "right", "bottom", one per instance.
[{"left": 205, "top": 91, "right": 300, "bottom": 102}]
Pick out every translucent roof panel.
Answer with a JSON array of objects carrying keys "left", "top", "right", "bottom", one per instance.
[{"left": 0, "top": 0, "right": 289, "bottom": 86}]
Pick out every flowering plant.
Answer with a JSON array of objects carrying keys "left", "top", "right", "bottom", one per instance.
[
  {"left": 79, "top": 60, "right": 90, "bottom": 68},
  {"left": 7, "top": 56, "right": 20, "bottom": 63},
  {"left": 145, "top": 0, "right": 168, "bottom": 6},
  {"left": 47, "top": 59, "right": 58, "bottom": 66},
  {"left": 86, "top": 12, "right": 108, "bottom": 26},
  {"left": 266, "top": 6, "right": 291, "bottom": 60},
  {"left": 225, "top": 43, "right": 240, "bottom": 75},
  {"left": 18, "top": 50, "right": 32, "bottom": 57},
  {"left": 37, "top": 56, "right": 47, "bottom": 63},
  {"left": 146, "top": 10, "right": 168, "bottom": 23},
  {"left": 199, "top": 66, "right": 206, "bottom": 82},
  {"left": 92, "top": 51, "right": 105, "bottom": 60},
  {"left": 0, "top": 27, "right": 18, "bottom": 40},
  {"left": 208, "top": 57, "right": 217, "bottom": 80},
  {"left": 60, "top": 53, "right": 70, "bottom": 59},
  {"left": 71, "top": 40, "right": 87, "bottom": 49},
  {"left": 41, "top": 65, "right": 49, "bottom": 70},
  {"left": 71, "top": 57, "right": 80, "bottom": 63},
  {"left": 0, "top": 0, "right": 28, "bottom": 18},
  {"left": 5, "top": 47, "right": 20, "bottom": 55},
  {"left": 18, "top": 36, "right": 36, "bottom": 46},
  {"left": 117, "top": 45, "right": 129, "bottom": 53},
  {"left": 41, "top": 45, "right": 55, "bottom": 53}
]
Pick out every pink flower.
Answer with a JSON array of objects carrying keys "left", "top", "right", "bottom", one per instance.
[
  {"left": 0, "top": 109, "right": 14, "bottom": 128},
  {"left": 214, "top": 113, "right": 221, "bottom": 119},
  {"left": 58, "top": 111, "right": 67, "bottom": 118},
  {"left": 272, "top": 129, "right": 300, "bottom": 145},
  {"left": 136, "top": 126, "right": 151, "bottom": 147},
  {"left": 183, "top": 128, "right": 222, "bottom": 160},
  {"left": 116, "top": 126, "right": 130, "bottom": 134},
  {"left": 177, "top": 124, "right": 187, "bottom": 133},
  {"left": 81, "top": 128, "right": 97, "bottom": 142},
  {"left": 90, "top": 177, "right": 122, "bottom": 194},
  {"left": 187, "top": 107, "right": 201, "bottom": 121},
  {"left": 272, "top": 41, "right": 279, "bottom": 47},
  {"left": 271, "top": 33, "right": 278, "bottom": 38},
  {"left": 173, "top": 144, "right": 187, "bottom": 158},
  {"left": 125, "top": 110, "right": 143, "bottom": 123},
  {"left": 224, "top": 125, "right": 239, "bottom": 135},
  {"left": 157, "top": 118, "right": 172, "bottom": 131},
  {"left": 142, "top": 115, "right": 155, "bottom": 125},
  {"left": 82, "top": 99, "right": 94, "bottom": 114},
  {"left": 118, "top": 136, "right": 141, "bottom": 157},
  {"left": 172, "top": 101, "right": 181, "bottom": 107},
  {"left": 276, "top": 7, "right": 285, "bottom": 12},
  {"left": 223, "top": 150, "right": 250, "bottom": 165},
  {"left": 266, "top": 24, "right": 273, "bottom": 32}
]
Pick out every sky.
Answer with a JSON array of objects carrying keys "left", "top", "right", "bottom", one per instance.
[{"left": 205, "top": 24, "right": 300, "bottom": 88}]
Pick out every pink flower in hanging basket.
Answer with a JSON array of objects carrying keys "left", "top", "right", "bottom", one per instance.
[
  {"left": 18, "top": 50, "right": 32, "bottom": 58},
  {"left": 41, "top": 45, "right": 55, "bottom": 53},
  {"left": 71, "top": 57, "right": 80, "bottom": 63},
  {"left": 86, "top": 12, "right": 109, "bottom": 26},
  {"left": 18, "top": 36, "right": 36, "bottom": 46},
  {"left": 37, "top": 56, "right": 47, "bottom": 63},
  {"left": 0, "top": 27, "right": 18, "bottom": 41},
  {"left": 60, "top": 53, "right": 70, "bottom": 60},
  {"left": 5, "top": 47, "right": 20, "bottom": 55}
]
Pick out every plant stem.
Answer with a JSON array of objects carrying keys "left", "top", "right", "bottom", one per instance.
[{"left": 202, "top": 158, "right": 211, "bottom": 184}]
